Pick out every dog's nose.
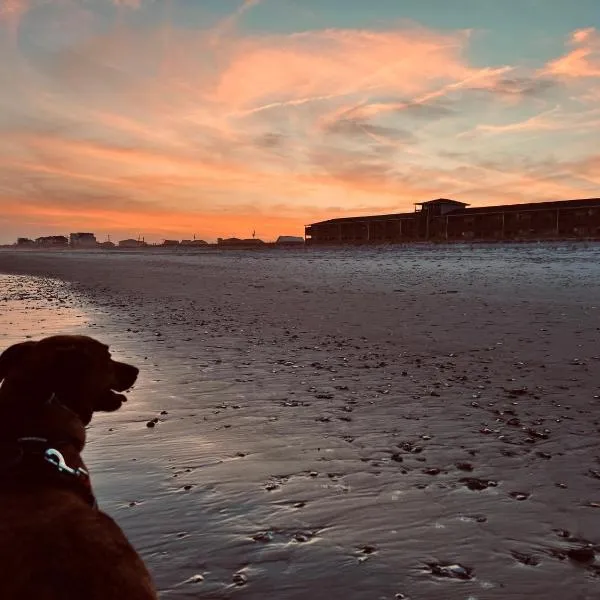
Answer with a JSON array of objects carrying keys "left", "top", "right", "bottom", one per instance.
[{"left": 114, "top": 362, "right": 139, "bottom": 391}]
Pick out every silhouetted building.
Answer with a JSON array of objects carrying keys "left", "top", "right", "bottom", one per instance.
[
  {"left": 180, "top": 239, "right": 208, "bottom": 246},
  {"left": 99, "top": 241, "right": 115, "bottom": 248},
  {"left": 217, "top": 237, "right": 265, "bottom": 247},
  {"left": 162, "top": 239, "right": 180, "bottom": 247},
  {"left": 35, "top": 236, "right": 68, "bottom": 248},
  {"left": 305, "top": 197, "right": 600, "bottom": 244},
  {"left": 70, "top": 232, "right": 97, "bottom": 248},
  {"left": 118, "top": 238, "right": 146, "bottom": 248},
  {"left": 276, "top": 236, "right": 305, "bottom": 245},
  {"left": 16, "top": 237, "right": 35, "bottom": 247}
]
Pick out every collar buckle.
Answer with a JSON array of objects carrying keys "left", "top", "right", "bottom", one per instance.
[{"left": 44, "top": 448, "right": 89, "bottom": 479}]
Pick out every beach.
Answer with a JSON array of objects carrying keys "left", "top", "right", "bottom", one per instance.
[{"left": 1, "top": 244, "right": 600, "bottom": 599}]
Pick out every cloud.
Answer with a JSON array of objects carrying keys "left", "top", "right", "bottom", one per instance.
[
  {"left": 398, "top": 101, "right": 456, "bottom": 119},
  {"left": 325, "top": 65, "right": 512, "bottom": 123},
  {"left": 459, "top": 106, "right": 561, "bottom": 138},
  {"left": 208, "top": 0, "right": 262, "bottom": 46},
  {"left": 325, "top": 118, "right": 416, "bottom": 143},
  {"left": 0, "top": 0, "right": 27, "bottom": 18},
  {"left": 470, "top": 76, "right": 559, "bottom": 98},
  {"left": 544, "top": 27, "right": 600, "bottom": 78},
  {"left": 216, "top": 27, "right": 474, "bottom": 112},
  {"left": 1, "top": 7, "right": 599, "bottom": 242}
]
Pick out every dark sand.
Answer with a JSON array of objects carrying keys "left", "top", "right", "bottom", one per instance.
[{"left": 1, "top": 245, "right": 600, "bottom": 600}]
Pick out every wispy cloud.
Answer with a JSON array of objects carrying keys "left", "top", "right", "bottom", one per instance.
[
  {"left": 0, "top": 2, "right": 599, "bottom": 242},
  {"left": 544, "top": 27, "right": 600, "bottom": 78},
  {"left": 458, "top": 106, "right": 561, "bottom": 137}
]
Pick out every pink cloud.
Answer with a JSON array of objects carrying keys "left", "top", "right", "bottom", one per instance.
[
  {"left": 217, "top": 28, "right": 474, "bottom": 112},
  {"left": 1, "top": 8, "right": 599, "bottom": 243},
  {"left": 0, "top": 0, "right": 28, "bottom": 20},
  {"left": 544, "top": 28, "right": 600, "bottom": 78},
  {"left": 459, "top": 106, "right": 561, "bottom": 137}
]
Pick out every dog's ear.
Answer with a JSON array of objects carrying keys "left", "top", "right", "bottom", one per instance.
[{"left": 0, "top": 341, "right": 37, "bottom": 382}]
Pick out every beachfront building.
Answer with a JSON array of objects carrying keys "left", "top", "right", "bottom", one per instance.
[
  {"left": 217, "top": 237, "right": 265, "bottom": 247},
  {"left": 35, "top": 235, "right": 69, "bottom": 247},
  {"left": 16, "top": 237, "right": 35, "bottom": 247},
  {"left": 70, "top": 232, "right": 98, "bottom": 248},
  {"left": 305, "top": 197, "right": 600, "bottom": 245},
  {"left": 118, "top": 238, "right": 146, "bottom": 248},
  {"left": 180, "top": 239, "right": 208, "bottom": 246},
  {"left": 276, "top": 236, "right": 305, "bottom": 246}
]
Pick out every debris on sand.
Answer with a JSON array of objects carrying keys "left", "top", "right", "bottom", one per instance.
[
  {"left": 567, "top": 546, "right": 595, "bottom": 563},
  {"left": 511, "top": 550, "right": 540, "bottom": 566},
  {"left": 455, "top": 462, "right": 473, "bottom": 471},
  {"left": 232, "top": 572, "right": 248, "bottom": 586},
  {"left": 251, "top": 531, "right": 274, "bottom": 543},
  {"left": 426, "top": 562, "right": 473, "bottom": 580},
  {"left": 509, "top": 491, "right": 530, "bottom": 501},
  {"left": 459, "top": 477, "right": 497, "bottom": 491}
]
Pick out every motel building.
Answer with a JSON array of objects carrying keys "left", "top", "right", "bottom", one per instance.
[{"left": 305, "top": 198, "right": 600, "bottom": 245}]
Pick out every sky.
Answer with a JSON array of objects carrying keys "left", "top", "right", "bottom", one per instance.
[{"left": 0, "top": 0, "right": 599, "bottom": 243}]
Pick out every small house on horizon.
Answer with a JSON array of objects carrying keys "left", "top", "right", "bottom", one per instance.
[
  {"left": 217, "top": 237, "right": 265, "bottom": 247},
  {"left": 70, "top": 232, "right": 98, "bottom": 248},
  {"left": 118, "top": 238, "right": 146, "bottom": 248},
  {"left": 275, "top": 235, "right": 304, "bottom": 245},
  {"left": 35, "top": 235, "right": 68, "bottom": 248},
  {"left": 180, "top": 239, "right": 208, "bottom": 246}
]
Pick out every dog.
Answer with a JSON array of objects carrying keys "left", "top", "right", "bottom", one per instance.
[{"left": 0, "top": 335, "right": 158, "bottom": 600}]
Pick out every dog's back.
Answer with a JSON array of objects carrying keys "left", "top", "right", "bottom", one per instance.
[{"left": 1, "top": 490, "right": 156, "bottom": 600}]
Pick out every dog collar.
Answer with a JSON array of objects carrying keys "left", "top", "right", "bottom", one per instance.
[{"left": 0, "top": 437, "right": 98, "bottom": 509}]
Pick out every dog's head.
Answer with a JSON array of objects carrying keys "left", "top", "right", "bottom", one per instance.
[{"left": 0, "top": 335, "right": 139, "bottom": 425}]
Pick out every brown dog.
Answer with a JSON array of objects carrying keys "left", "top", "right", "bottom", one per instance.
[{"left": 0, "top": 335, "right": 158, "bottom": 600}]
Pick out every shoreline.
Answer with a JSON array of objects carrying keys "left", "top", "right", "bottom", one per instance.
[{"left": 2, "top": 237, "right": 600, "bottom": 254}]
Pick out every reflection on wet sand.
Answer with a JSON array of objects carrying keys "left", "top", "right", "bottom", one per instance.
[{"left": 0, "top": 274, "right": 88, "bottom": 345}]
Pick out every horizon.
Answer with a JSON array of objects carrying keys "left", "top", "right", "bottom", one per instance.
[{"left": 1, "top": 0, "right": 599, "bottom": 245}]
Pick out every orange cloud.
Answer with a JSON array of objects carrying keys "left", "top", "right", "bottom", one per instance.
[
  {"left": 544, "top": 28, "right": 600, "bottom": 78},
  {"left": 0, "top": 0, "right": 27, "bottom": 20},
  {"left": 1, "top": 8, "right": 599, "bottom": 244},
  {"left": 217, "top": 28, "right": 474, "bottom": 112}
]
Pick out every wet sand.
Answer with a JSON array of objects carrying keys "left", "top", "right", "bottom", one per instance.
[{"left": 1, "top": 245, "right": 600, "bottom": 600}]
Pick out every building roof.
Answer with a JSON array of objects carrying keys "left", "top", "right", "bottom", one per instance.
[
  {"left": 307, "top": 211, "right": 415, "bottom": 226},
  {"left": 307, "top": 197, "right": 600, "bottom": 227},
  {"left": 447, "top": 197, "right": 600, "bottom": 216},
  {"left": 276, "top": 236, "right": 304, "bottom": 243},
  {"left": 415, "top": 198, "right": 468, "bottom": 207}
]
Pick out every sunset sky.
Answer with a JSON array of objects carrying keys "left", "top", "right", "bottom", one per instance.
[{"left": 1, "top": 0, "right": 599, "bottom": 243}]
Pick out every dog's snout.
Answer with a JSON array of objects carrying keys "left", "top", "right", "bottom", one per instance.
[{"left": 113, "top": 362, "right": 139, "bottom": 391}]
